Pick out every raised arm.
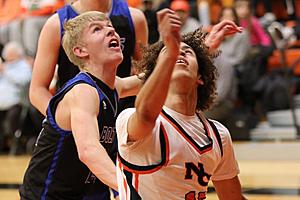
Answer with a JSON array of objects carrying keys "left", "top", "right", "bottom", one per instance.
[
  {"left": 115, "top": 73, "right": 144, "bottom": 98},
  {"left": 68, "top": 84, "right": 118, "bottom": 190},
  {"left": 205, "top": 19, "right": 243, "bottom": 53},
  {"left": 129, "top": 7, "right": 148, "bottom": 61},
  {"left": 126, "top": 9, "right": 181, "bottom": 142},
  {"left": 29, "top": 14, "right": 61, "bottom": 116}
]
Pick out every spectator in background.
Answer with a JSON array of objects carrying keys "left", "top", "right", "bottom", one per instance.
[
  {"left": 234, "top": 0, "right": 272, "bottom": 73},
  {"left": 235, "top": 0, "right": 271, "bottom": 46},
  {"left": 142, "top": 0, "right": 159, "bottom": 44},
  {"left": 234, "top": 0, "right": 273, "bottom": 108},
  {"left": 0, "top": 42, "right": 32, "bottom": 152},
  {"left": 206, "top": 6, "right": 251, "bottom": 123},
  {"left": 170, "top": 0, "right": 201, "bottom": 35}
]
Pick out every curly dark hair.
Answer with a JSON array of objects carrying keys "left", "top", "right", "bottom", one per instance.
[{"left": 135, "top": 28, "right": 218, "bottom": 111}]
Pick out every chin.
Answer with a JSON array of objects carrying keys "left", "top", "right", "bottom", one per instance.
[
  {"left": 172, "top": 71, "right": 193, "bottom": 80},
  {"left": 112, "top": 55, "right": 123, "bottom": 66}
]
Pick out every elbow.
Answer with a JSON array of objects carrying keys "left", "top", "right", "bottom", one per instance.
[
  {"left": 77, "top": 147, "right": 90, "bottom": 164},
  {"left": 118, "top": 88, "right": 126, "bottom": 98},
  {"left": 77, "top": 145, "right": 96, "bottom": 165},
  {"left": 135, "top": 106, "right": 157, "bottom": 124},
  {"left": 28, "top": 84, "right": 36, "bottom": 105}
]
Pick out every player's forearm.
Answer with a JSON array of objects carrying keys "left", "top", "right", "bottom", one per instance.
[
  {"left": 116, "top": 74, "right": 144, "bottom": 98},
  {"left": 135, "top": 53, "right": 177, "bottom": 121},
  {"left": 79, "top": 145, "right": 118, "bottom": 191},
  {"left": 29, "top": 86, "right": 52, "bottom": 116}
]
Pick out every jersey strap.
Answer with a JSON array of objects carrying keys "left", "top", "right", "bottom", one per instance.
[
  {"left": 46, "top": 72, "right": 104, "bottom": 135},
  {"left": 57, "top": 4, "right": 78, "bottom": 40}
]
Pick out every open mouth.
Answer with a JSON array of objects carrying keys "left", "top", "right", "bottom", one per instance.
[
  {"left": 176, "top": 57, "right": 188, "bottom": 65},
  {"left": 108, "top": 38, "right": 120, "bottom": 48}
]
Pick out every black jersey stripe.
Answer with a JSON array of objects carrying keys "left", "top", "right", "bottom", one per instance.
[
  {"left": 123, "top": 170, "right": 142, "bottom": 200},
  {"left": 161, "top": 109, "right": 213, "bottom": 154},
  {"left": 118, "top": 123, "right": 169, "bottom": 173},
  {"left": 208, "top": 120, "right": 223, "bottom": 157}
]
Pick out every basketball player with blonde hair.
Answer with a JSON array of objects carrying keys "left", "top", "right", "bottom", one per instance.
[{"left": 20, "top": 11, "right": 142, "bottom": 200}]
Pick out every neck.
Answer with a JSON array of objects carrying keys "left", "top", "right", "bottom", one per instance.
[
  {"left": 164, "top": 92, "right": 197, "bottom": 116},
  {"left": 84, "top": 63, "right": 117, "bottom": 89},
  {"left": 74, "top": 0, "right": 112, "bottom": 13}
]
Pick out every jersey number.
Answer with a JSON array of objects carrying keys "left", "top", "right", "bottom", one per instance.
[{"left": 185, "top": 191, "right": 206, "bottom": 200}]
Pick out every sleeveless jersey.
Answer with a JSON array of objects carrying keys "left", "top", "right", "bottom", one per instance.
[
  {"left": 56, "top": 0, "right": 136, "bottom": 87},
  {"left": 116, "top": 107, "right": 239, "bottom": 200},
  {"left": 20, "top": 72, "right": 119, "bottom": 200}
]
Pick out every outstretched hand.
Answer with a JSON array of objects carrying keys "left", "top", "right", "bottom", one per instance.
[
  {"left": 205, "top": 19, "right": 243, "bottom": 53},
  {"left": 157, "top": 9, "right": 181, "bottom": 57}
]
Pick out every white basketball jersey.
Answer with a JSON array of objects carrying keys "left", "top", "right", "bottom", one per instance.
[{"left": 116, "top": 107, "right": 239, "bottom": 200}]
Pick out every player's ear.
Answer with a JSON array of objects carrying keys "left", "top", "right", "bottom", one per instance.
[
  {"left": 197, "top": 74, "right": 204, "bottom": 85},
  {"left": 197, "top": 79, "right": 204, "bottom": 85},
  {"left": 73, "top": 46, "right": 88, "bottom": 58}
]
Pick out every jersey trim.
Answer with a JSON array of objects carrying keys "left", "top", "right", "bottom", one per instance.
[
  {"left": 46, "top": 72, "right": 105, "bottom": 135},
  {"left": 208, "top": 120, "right": 223, "bottom": 156},
  {"left": 118, "top": 122, "right": 170, "bottom": 174},
  {"left": 161, "top": 109, "right": 213, "bottom": 155},
  {"left": 122, "top": 170, "right": 142, "bottom": 200},
  {"left": 41, "top": 133, "right": 68, "bottom": 199}
]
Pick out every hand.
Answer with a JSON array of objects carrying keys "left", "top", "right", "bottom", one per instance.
[
  {"left": 157, "top": 9, "right": 181, "bottom": 57},
  {"left": 205, "top": 19, "right": 243, "bottom": 52}
]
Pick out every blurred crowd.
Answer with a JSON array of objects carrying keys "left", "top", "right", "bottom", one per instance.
[{"left": 0, "top": 0, "right": 300, "bottom": 154}]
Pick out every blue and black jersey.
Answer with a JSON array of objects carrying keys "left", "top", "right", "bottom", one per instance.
[{"left": 20, "top": 72, "right": 118, "bottom": 200}]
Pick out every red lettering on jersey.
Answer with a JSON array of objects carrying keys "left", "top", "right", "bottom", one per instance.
[
  {"left": 185, "top": 191, "right": 196, "bottom": 200},
  {"left": 198, "top": 192, "right": 206, "bottom": 200}
]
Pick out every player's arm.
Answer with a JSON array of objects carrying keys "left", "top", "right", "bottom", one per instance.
[
  {"left": 29, "top": 14, "right": 61, "bottom": 116},
  {"left": 114, "top": 73, "right": 144, "bottom": 98},
  {"left": 68, "top": 84, "right": 118, "bottom": 190},
  {"left": 211, "top": 122, "right": 247, "bottom": 200},
  {"left": 213, "top": 176, "right": 247, "bottom": 200},
  {"left": 129, "top": 7, "right": 148, "bottom": 60},
  {"left": 205, "top": 19, "right": 243, "bottom": 53},
  {"left": 126, "top": 9, "right": 181, "bottom": 142}
]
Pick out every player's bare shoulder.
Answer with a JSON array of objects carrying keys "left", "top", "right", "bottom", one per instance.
[{"left": 129, "top": 7, "right": 147, "bottom": 25}]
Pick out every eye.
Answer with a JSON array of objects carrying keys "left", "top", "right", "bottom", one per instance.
[
  {"left": 93, "top": 26, "right": 101, "bottom": 33},
  {"left": 185, "top": 49, "right": 194, "bottom": 55}
]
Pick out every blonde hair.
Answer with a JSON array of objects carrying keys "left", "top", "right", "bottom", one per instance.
[{"left": 62, "top": 11, "right": 109, "bottom": 69}]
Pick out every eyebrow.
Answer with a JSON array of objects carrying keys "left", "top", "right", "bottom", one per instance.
[
  {"left": 181, "top": 45, "right": 193, "bottom": 51},
  {"left": 159, "top": 44, "right": 194, "bottom": 55},
  {"left": 88, "top": 20, "right": 111, "bottom": 28}
]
